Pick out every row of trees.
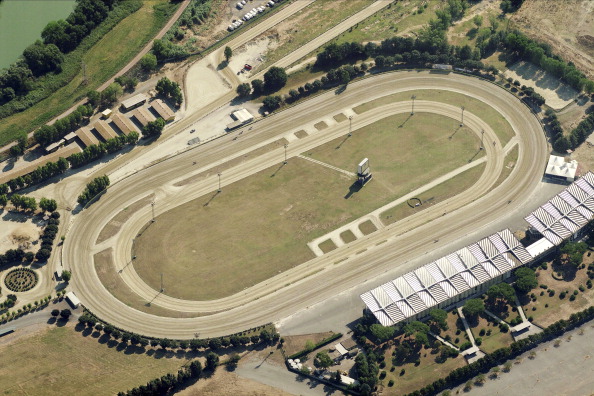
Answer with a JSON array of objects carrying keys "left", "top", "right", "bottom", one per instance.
[
  {"left": 552, "top": 110, "right": 594, "bottom": 152},
  {"left": 33, "top": 103, "right": 94, "bottom": 147},
  {"left": 68, "top": 132, "right": 138, "bottom": 168},
  {"left": 77, "top": 175, "right": 110, "bottom": 206},
  {"left": 143, "top": 118, "right": 165, "bottom": 137},
  {"left": 235, "top": 66, "right": 288, "bottom": 98},
  {"left": 118, "top": 360, "right": 204, "bottom": 396}
]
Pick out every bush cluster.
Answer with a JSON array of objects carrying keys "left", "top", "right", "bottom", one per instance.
[{"left": 78, "top": 175, "right": 110, "bottom": 206}]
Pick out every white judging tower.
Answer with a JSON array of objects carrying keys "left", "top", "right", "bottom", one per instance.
[{"left": 357, "top": 158, "right": 373, "bottom": 186}]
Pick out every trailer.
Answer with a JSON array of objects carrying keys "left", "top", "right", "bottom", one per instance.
[{"left": 65, "top": 291, "right": 81, "bottom": 308}]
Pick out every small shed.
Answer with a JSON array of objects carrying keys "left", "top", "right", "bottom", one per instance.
[
  {"left": 63, "top": 131, "right": 77, "bottom": 144},
  {"left": 120, "top": 94, "right": 148, "bottom": 112},
  {"left": 231, "top": 108, "right": 254, "bottom": 123},
  {"left": 334, "top": 343, "right": 348, "bottom": 357},
  {"left": 101, "top": 109, "right": 112, "bottom": 119},
  {"left": 65, "top": 291, "right": 81, "bottom": 308}
]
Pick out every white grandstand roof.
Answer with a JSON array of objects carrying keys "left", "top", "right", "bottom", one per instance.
[
  {"left": 545, "top": 155, "right": 577, "bottom": 181},
  {"left": 525, "top": 172, "right": 594, "bottom": 246},
  {"left": 360, "top": 229, "right": 531, "bottom": 326}
]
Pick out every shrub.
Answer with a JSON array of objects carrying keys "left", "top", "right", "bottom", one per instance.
[
  {"left": 569, "top": 294, "right": 576, "bottom": 301},
  {"left": 499, "top": 323, "right": 509, "bottom": 333},
  {"left": 479, "top": 329, "right": 486, "bottom": 336},
  {"left": 388, "top": 379, "right": 394, "bottom": 387}
]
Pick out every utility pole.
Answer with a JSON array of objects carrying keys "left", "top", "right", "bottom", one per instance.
[
  {"left": 411, "top": 94, "right": 416, "bottom": 115},
  {"left": 348, "top": 116, "right": 353, "bottom": 137},
  {"left": 460, "top": 106, "right": 465, "bottom": 127},
  {"left": 217, "top": 173, "right": 222, "bottom": 193},
  {"left": 160, "top": 273, "right": 164, "bottom": 293},
  {"left": 283, "top": 144, "right": 288, "bottom": 165},
  {"left": 480, "top": 129, "right": 484, "bottom": 150},
  {"left": 151, "top": 201, "right": 155, "bottom": 222}
]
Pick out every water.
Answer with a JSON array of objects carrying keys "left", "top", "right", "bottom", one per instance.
[{"left": 0, "top": 0, "right": 75, "bottom": 69}]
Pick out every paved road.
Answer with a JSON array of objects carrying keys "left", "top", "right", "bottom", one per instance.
[{"left": 63, "top": 71, "right": 548, "bottom": 338}]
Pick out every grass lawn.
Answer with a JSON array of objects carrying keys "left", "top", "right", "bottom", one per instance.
[
  {"left": 438, "top": 310, "right": 467, "bottom": 348},
  {"left": 521, "top": 261, "right": 594, "bottom": 328},
  {"left": 319, "top": 239, "right": 338, "bottom": 254},
  {"left": 380, "top": 162, "right": 486, "bottom": 226},
  {"left": 255, "top": 0, "right": 374, "bottom": 72},
  {"left": 384, "top": 338, "right": 465, "bottom": 395},
  {"left": 0, "top": 0, "right": 177, "bottom": 145},
  {"left": 359, "top": 220, "right": 377, "bottom": 235},
  {"left": 352, "top": 89, "right": 515, "bottom": 146},
  {"left": 340, "top": 229, "right": 357, "bottom": 243},
  {"left": 468, "top": 313, "right": 513, "bottom": 354},
  {"left": 0, "top": 325, "right": 184, "bottom": 396}
]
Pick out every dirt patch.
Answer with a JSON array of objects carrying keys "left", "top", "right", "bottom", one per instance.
[
  {"left": 334, "top": 113, "right": 348, "bottom": 123},
  {"left": 293, "top": 130, "right": 308, "bottom": 139},
  {"left": 96, "top": 194, "right": 155, "bottom": 244},
  {"left": 358, "top": 220, "right": 377, "bottom": 235},
  {"left": 340, "top": 230, "right": 357, "bottom": 244},
  {"left": 175, "top": 138, "right": 289, "bottom": 187},
  {"left": 229, "top": 37, "right": 278, "bottom": 82},
  {"left": 0, "top": 213, "right": 42, "bottom": 253},
  {"left": 503, "top": 61, "right": 578, "bottom": 110},
  {"left": 185, "top": 59, "right": 232, "bottom": 113},
  {"left": 318, "top": 239, "right": 337, "bottom": 254},
  {"left": 93, "top": 248, "right": 204, "bottom": 318},
  {"left": 282, "top": 331, "right": 335, "bottom": 357},
  {"left": 512, "top": 0, "right": 594, "bottom": 79},
  {"left": 313, "top": 121, "right": 328, "bottom": 131}
]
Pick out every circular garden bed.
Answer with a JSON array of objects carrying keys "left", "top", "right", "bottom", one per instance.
[{"left": 4, "top": 268, "right": 38, "bottom": 292}]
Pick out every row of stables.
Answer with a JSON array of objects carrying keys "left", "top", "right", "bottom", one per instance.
[
  {"left": 0, "top": 99, "right": 176, "bottom": 184},
  {"left": 360, "top": 172, "right": 594, "bottom": 328}
]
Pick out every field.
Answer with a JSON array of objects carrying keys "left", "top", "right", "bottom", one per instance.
[
  {"left": 0, "top": 325, "right": 184, "bottom": 396},
  {"left": 468, "top": 313, "right": 513, "bottom": 354},
  {"left": 254, "top": 0, "right": 375, "bottom": 72},
  {"left": 133, "top": 113, "right": 481, "bottom": 301},
  {"left": 0, "top": 0, "right": 178, "bottom": 145},
  {"left": 352, "top": 89, "right": 515, "bottom": 146}
]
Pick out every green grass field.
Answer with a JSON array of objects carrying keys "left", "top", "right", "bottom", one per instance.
[
  {"left": 0, "top": 325, "right": 184, "bottom": 396},
  {"left": 0, "top": 0, "right": 177, "bottom": 145},
  {"left": 353, "top": 89, "right": 515, "bottom": 146},
  {"left": 132, "top": 113, "right": 481, "bottom": 301}
]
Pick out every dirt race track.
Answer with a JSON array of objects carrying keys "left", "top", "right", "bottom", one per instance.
[{"left": 63, "top": 70, "right": 548, "bottom": 339}]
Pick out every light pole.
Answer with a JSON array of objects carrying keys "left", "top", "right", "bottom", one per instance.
[
  {"left": 217, "top": 173, "right": 222, "bottom": 193},
  {"left": 160, "top": 273, "right": 164, "bottom": 293},
  {"left": 411, "top": 94, "right": 416, "bottom": 115},
  {"left": 348, "top": 115, "right": 353, "bottom": 137},
  {"left": 480, "top": 129, "right": 484, "bottom": 150},
  {"left": 283, "top": 144, "right": 288, "bottom": 165},
  {"left": 151, "top": 201, "right": 155, "bottom": 222},
  {"left": 460, "top": 106, "right": 465, "bottom": 127}
]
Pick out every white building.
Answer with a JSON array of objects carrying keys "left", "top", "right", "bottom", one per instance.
[{"left": 545, "top": 155, "right": 578, "bottom": 183}]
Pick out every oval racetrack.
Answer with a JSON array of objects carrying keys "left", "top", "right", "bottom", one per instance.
[{"left": 65, "top": 71, "right": 548, "bottom": 338}]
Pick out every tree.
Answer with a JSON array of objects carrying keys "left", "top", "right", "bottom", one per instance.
[
  {"left": 143, "top": 118, "right": 166, "bottom": 137},
  {"left": 205, "top": 352, "right": 219, "bottom": 371},
  {"left": 236, "top": 83, "right": 251, "bottom": 97},
  {"left": 35, "top": 248, "right": 51, "bottom": 261},
  {"left": 514, "top": 267, "right": 538, "bottom": 293},
  {"left": 560, "top": 241, "right": 588, "bottom": 267},
  {"left": 473, "top": 15, "right": 483, "bottom": 28},
  {"left": 23, "top": 40, "right": 63, "bottom": 76},
  {"left": 263, "top": 66, "right": 287, "bottom": 91},
  {"left": 224, "top": 46, "right": 233, "bottom": 62},
  {"left": 61, "top": 270, "right": 72, "bottom": 282},
  {"left": 369, "top": 324, "right": 395, "bottom": 342},
  {"left": 189, "top": 360, "right": 202, "bottom": 378},
  {"left": 462, "top": 298, "right": 485, "bottom": 318},
  {"left": 101, "top": 82, "right": 123, "bottom": 105},
  {"left": 87, "top": 90, "right": 101, "bottom": 108},
  {"left": 155, "top": 77, "right": 183, "bottom": 106},
  {"left": 262, "top": 95, "right": 282, "bottom": 110},
  {"left": 60, "top": 309, "right": 71, "bottom": 319},
  {"left": 226, "top": 354, "right": 240, "bottom": 370},
  {"left": 51, "top": 309, "right": 59, "bottom": 317},
  {"left": 428, "top": 308, "right": 448, "bottom": 331},
  {"left": 251, "top": 79, "right": 264, "bottom": 95},
  {"left": 140, "top": 53, "right": 158, "bottom": 72},
  {"left": 39, "top": 198, "right": 58, "bottom": 212},
  {"left": 315, "top": 351, "right": 333, "bottom": 368},
  {"left": 487, "top": 283, "right": 516, "bottom": 305},
  {"left": 0, "top": 195, "right": 7, "bottom": 207},
  {"left": 209, "top": 337, "right": 222, "bottom": 350}
]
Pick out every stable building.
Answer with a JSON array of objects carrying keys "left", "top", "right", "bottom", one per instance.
[
  {"left": 132, "top": 107, "right": 156, "bottom": 127},
  {"left": 111, "top": 113, "right": 138, "bottom": 136},
  {"left": 75, "top": 126, "right": 100, "bottom": 148},
  {"left": 545, "top": 155, "right": 577, "bottom": 183},
  {"left": 120, "top": 93, "right": 148, "bottom": 112},
  {"left": 150, "top": 99, "right": 175, "bottom": 122},
  {"left": 93, "top": 120, "right": 117, "bottom": 141}
]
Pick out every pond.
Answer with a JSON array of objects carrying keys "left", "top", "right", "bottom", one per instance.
[{"left": 0, "top": 0, "right": 75, "bottom": 69}]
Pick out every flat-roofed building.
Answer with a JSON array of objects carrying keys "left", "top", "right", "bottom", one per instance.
[
  {"left": 45, "top": 139, "right": 65, "bottom": 153},
  {"left": 150, "top": 99, "right": 175, "bottom": 122},
  {"left": 75, "top": 126, "right": 100, "bottom": 148},
  {"left": 132, "top": 107, "right": 156, "bottom": 127},
  {"left": 545, "top": 155, "right": 578, "bottom": 183},
  {"left": 93, "top": 120, "right": 117, "bottom": 141},
  {"left": 0, "top": 143, "right": 82, "bottom": 183},
  {"left": 111, "top": 113, "right": 138, "bottom": 136},
  {"left": 120, "top": 93, "right": 148, "bottom": 112},
  {"left": 63, "top": 131, "right": 77, "bottom": 144}
]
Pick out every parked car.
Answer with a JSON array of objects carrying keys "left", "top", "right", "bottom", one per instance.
[{"left": 244, "top": 64, "right": 253, "bottom": 71}]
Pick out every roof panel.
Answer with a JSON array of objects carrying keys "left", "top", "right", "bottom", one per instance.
[
  {"left": 403, "top": 272, "right": 424, "bottom": 292},
  {"left": 425, "top": 262, "right": 446, "bottom": 282},
  {"left": 382, "top": 281, "right": 402, "bottom": 303},
  {"left": 447, "top": 253, "right": 467, "bottom": 272},
  {"left": 488, "top": 233, "right": 508, "bottom": 253},
  {"left": 460, "top": 271, "right": 479, "bottom": 288},
  {"left": 468, "top": 243, "right": 488, "bottom": 263},
  {"left": 499, "top": 229, "right": 520, "bottom": 249},
  {"left": 361, "top": 292, "right": 380, "bottom": 312},
  {"left": 373, "top": 309, "right": 394, "bottom": 326},
  {"left": 436, "top": 257, "right": 458, "bottom": 278},
  {"left": 458, "top": 248, "right": 480, "bottom": 268},
  {"left": 371, "top": 286, "right": 392, "bottom": 308},
  {"left": 393, "top": 277, "right": 415, "bottom": 298},
  {"left": 428, "top": 283, "right": 449, "bottom": 303},
  {"left": 414, "top": 266, "right": 435, "bottom": 288},
  {"left": 478, "top": 238, "right": 499, "bottom": 258}
]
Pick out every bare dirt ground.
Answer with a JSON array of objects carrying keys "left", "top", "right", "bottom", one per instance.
[
  {"left": 503, "top": 61, "right": 578, "bottom": 110},
  {"left": 0, "top": 211, "right": 42, "bottom": 253},
  {"left": 184, "top": 57, "right": 232, "bottom": 114},
  {"left": 512, "top": 0, "right": 594, "bottom": 79},
  {"left": 229, "top": 37, "right": 277, "bottom": 82}
]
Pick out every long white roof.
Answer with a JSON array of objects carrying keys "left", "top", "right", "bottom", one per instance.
[
  {"left": 525, "top": 172, "right": 594, "bottom": 246},
  {"left": 360, "top": 229, "right": 531, "bottom": 326}
]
